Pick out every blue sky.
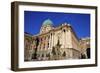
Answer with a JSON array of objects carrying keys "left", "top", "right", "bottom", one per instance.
[{"left": 24, "top": 11, "right": 90, "bottom": 39}]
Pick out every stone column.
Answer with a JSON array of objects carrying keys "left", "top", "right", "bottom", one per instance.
[
  {"left": 39, "top": 38, "right": 41, "bottom": 51},
  {"left": 51, "top": 33, "right": 52, "bottom": 49},
  {"left": 45, "top": 37, "right": 48, "bottom": 50},
  {"left": 62, "top": 30, "right": 64, "bottom": 48},
  {"left": 52, "top": 33, "right": 54, "bottom": 47},
  {"left": 51, "top": 33, "right": 53, "bottom": 49},
  {"left": 64, "top": 29, "right": 66, "bottom": 48},
  {"left": 41, "top": 38, "right": 43, "bottom": 50},
  {"left": 50, "top": 33, "right": 52, "bottom": 49},
  {"left": 48, "top": 35, "right": 50, "bottom": 49}
]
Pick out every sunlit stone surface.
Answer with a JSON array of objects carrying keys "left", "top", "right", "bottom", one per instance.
[{"left": 24, "top": 19, "right": 90, "bottom": 61}]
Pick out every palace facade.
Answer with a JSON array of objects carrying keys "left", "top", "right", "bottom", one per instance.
[{"left": 24, "top": 19, "right": 90, "bottom": 61}]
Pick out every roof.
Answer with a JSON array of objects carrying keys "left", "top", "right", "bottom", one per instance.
[{"left": 42, "top": 19, "right": 53, "bottom": 26}]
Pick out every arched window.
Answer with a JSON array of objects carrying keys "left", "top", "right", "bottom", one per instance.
[
  {"left": 41, "top": 38, "right": 42, "bottom": 42},
  {"left": 42, "top": 54, "right": 44, "bottom": 58},
  {"left": 63, "top": 29, "right": 66, "bottom": 32},
  {"left": 51, "top": 33, "right": 52, "bottom": 36},
  {"left": 48, "top": 43, "right": 49, "bottom": 48}
]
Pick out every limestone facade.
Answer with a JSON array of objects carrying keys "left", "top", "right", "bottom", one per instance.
[
  {"left": 24, "top": 19, "right": 90, "bottom": 61},
  {"left": 79, "top": 37, "right": 90, "bottom": 59}
]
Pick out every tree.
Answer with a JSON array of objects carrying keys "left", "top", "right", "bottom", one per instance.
[
  {"left": 86, "top": 48, "right": 90, "bottom": 58},
  {"left": 62, "top": 51, "right": 66, "bottom": 57},
  {"left": 34, "top": 37, "right": 39, "bottom": 59},
  {"left": 52, "top": 47, "right": 56, "bottom": 55},
  {"left": 81, "top": 54, "right": 86, "bottom": 59}
]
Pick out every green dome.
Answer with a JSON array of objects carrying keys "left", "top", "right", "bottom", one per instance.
[{"left": 42, "top": 19, "right": 53, "bottom": 26}]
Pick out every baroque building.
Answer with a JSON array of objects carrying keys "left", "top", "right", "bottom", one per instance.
[
  {"left": 24, "top": 19, "right": 90, "bottom": 61},
  {"left": 79, "top": 37, "right": 90, "bottom": 59}
]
